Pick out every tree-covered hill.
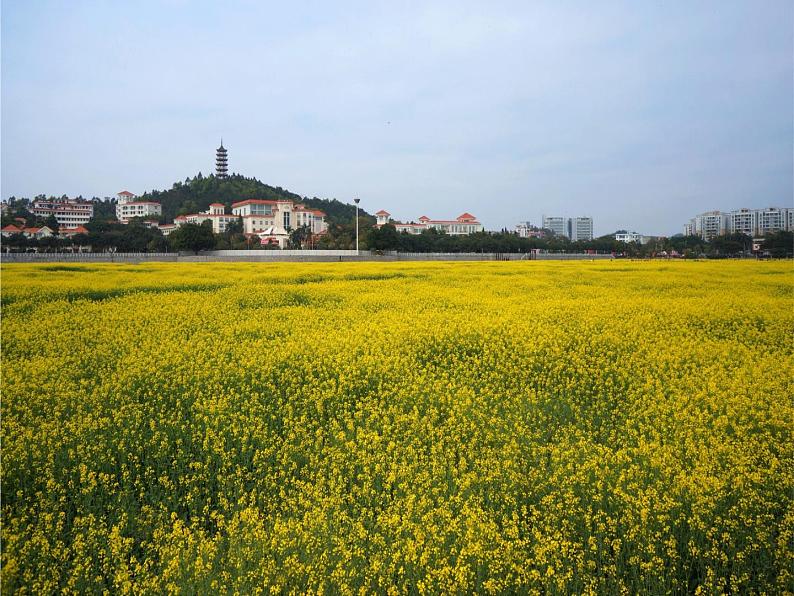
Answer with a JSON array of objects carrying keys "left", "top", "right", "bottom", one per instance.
[{"left": 139, "top": 173, "right": 374, "bottom": 225}]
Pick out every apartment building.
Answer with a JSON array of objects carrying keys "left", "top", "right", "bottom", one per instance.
[
  {"left": 31, "top": 198, "right": 94, "bottom": 228},
  {"left": 685, "top": 207, "right": 792, "bottom": 239},
  {"left": 116, "top": 190, "right": 162, "bottom": 223}
]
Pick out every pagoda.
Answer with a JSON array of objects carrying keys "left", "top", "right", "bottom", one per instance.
[{"left": 216, "top": 140, "right": 228, "bottom": 178}]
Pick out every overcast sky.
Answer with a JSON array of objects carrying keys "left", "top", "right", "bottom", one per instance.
[{"left": 2, "top": 1, "right": 792, "bottom": 235}]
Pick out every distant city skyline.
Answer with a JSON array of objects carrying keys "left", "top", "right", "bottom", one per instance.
[{"left": 2, "top": 1, "right": 792, "bottom": 236}]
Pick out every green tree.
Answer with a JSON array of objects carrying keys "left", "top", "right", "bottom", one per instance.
[
  {"left": 168, "top": 222, "right": 216, "bottom": 254},
  {"left": 44, "top": 215, "right": 60, "bottom": 235}
]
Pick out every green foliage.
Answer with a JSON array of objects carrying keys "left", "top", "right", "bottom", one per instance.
[
  {"left": 139, "top": 174, "right": 373, "bottom": 226},
  {"left": 168, "top": 223, "right": 216, "bottom": 254},
  {"left": 762, "top": 230, "right": 793, "bottom": 257}
]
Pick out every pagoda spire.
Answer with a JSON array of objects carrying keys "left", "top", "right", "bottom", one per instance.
[{"left": 216, "top": 139, "right": 228, "bottom": 178}]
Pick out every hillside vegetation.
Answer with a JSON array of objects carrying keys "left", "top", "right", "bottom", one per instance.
[{"left": 139, "top": 173, "right": 373, "bottom": 225}]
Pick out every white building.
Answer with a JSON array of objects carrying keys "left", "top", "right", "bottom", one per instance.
[
  {"left": 542, "top": 216, "right": 593, "bottom": 240},
  {"left": 231, "top": 199, "right": 328, "bottom": 237},
  {"left": 116, "top": 190, "right": 162, "bottom": 223},
  {"left": 685, "top": 207, "right": 792, "bottom": 239},
  {"left": 31, "top": 198, "right": 94, "bottom": 228},
  {"left": 755, "top": 207, "right": 792, "bottom": 235},
  {"left": 615, "top": 231, "right": 647, "bottom": 244},
  {"left": 515, "top": 221, "right": 546, "bottom": 238},
  {"left": 376, "top": 211, "right": 484, "bottom": 235},
  {"left": 174, "top": 203, "right": 239, "bottom": 234}
]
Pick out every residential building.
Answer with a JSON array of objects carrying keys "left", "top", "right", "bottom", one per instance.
[
  {"left": 756, "top": 207, "right": 791, "bottom": 235},
  {"left": 22, "top": 226, "right": 55, "bottom": 239},
  {"left": 116, "top": 190, "right": 162, "bottom": 223},
  {"left": 231, "top": 199, "right": 328, "bottom": 237},
  {"left": 158, "top": 224, "right": 177, "bottom": 236},
  {"left": 684, "top": 207, "right": 792, "bottom": 239},
  {"left": 684, "top": 211, "right": 729, "bottom": 241},
  {"left": 31, "top": 197, "right": 93, "bottom": 228},
  {"left": 1, "top": 224, "right": 22, "bottom": 237},
  {"left": 728, "top": 208, "right": 756, "bottom": 236},
  {"left": 375, "top": 211, "right": 484, "bottom": 235}
]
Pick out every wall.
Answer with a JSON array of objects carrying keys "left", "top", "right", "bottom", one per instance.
[{"left": 1, "top": 251, "right": 615, "bottom": 263}]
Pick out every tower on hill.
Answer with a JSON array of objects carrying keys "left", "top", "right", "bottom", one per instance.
[{"left": 216, "top": 140, "right": 228, "bottom": 178}]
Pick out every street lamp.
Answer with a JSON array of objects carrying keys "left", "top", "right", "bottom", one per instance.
[{"left": 354, "top": 198, "right": 360, "bottom": 254}]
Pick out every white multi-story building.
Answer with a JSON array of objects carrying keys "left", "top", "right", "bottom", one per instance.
[
  {"left": 515, "top": 221, "right": 546, "bottom": 238},
  {"left": 685, "top": 207, "right": 792, "bottom": 239},
  {"left": 31, "top": 198, "right": 94, "bottom": 228},
  {"left": 116, "top": 190, "right": 162, "bottom": 223},
  {"left": 175, "top": 203, "right": 239, "bottom": 234},
  {"left": 684, "top": 211, "right": 729, "bottom": 241},
  {"left": 231, "top": 200, "right": 328, "bottom": 237},
  {"left": 542, "top": 215, "right": 593, "bottom": 240},
  {"left": 376, "top": 211, "right": 483, "bottom": 235},
  {"left": 755, "top": 207, "right": 791, "bottom": 235},
  {"left": 615, "top": 232, "right": 647, "bottom": 244}
]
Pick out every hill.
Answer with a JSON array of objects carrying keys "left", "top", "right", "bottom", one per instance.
[{"left": 138, "top": 173, "right": 373, "bottom": 225}]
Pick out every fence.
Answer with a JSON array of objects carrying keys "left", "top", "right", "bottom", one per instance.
[{"left": 1, "top": 251, "right": 615, "bottom": 263}]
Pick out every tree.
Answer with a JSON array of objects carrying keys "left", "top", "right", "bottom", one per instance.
[
  {"left": 762, "top": 230, "right": 793, "bottom": 258},
  {"left": 168, "top": 222, "right": 215, "bottom": 254},
  {"left": 45, "top": 215, "right": 60, "bottom": 235},
  {"left": 288, "top": 225, "right": 312, "bottom": 249},
  {"left": 368, "top": 223, "right": 401, "bottom": 251}
]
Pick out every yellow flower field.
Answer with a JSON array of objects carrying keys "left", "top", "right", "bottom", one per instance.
[{"left": 2, "top": 260, "right": 792, "bottom": 594}]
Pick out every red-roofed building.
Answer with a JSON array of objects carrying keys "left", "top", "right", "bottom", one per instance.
[
  {"left": 1, "top": 224, "right": 22, "bottom": 237},
  {"left": 231, "top": 199, "right": 328, "bottom": 238},
  {"left": 32, "top": 198, "right": 93, "bottom": 228},
  {"left": 58, "top": 226, "right": 89, "bottom": 237},
  {"left": 375, "top": 211, "right": 484, "bottom": 235},
  {"left": 172, "top": 203, "right": 238, "bottom": 234},
  {"left": 22, "top": 226, "right": 55, "bottom": 239},
  {"left": 116, "top": 190, "right": 162, "bottom": 223}
]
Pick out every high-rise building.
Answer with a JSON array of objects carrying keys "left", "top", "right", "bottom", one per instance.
[
  {"left": 568, "top": 217, "right": 593, "bottom": 241},
  {"left": 542, "top": 215, "right": 593, "bottom": 240},
  {"left": 684, "top": 207, "right": 792, "bottom": 239},
  {"left": 542, "top": 216, "right": 567, "bottom": 237},
  {"left": 216, "top": 140, "right": 228, "bottom": 178}
]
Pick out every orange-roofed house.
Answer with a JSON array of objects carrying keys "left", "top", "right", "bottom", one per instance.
[
  {"left": 58, "top": 226, "right": 89, "bottom": 237},
  {"left": 1, "top": 224, "right": 23, "bottom": 237},
  {"left": 22, "top": 226, "right": 55, "bottom": 239}
]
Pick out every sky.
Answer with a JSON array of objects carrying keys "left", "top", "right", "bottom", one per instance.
[{"left": 2, "top": 1, "right": 792, "bottom": 236}]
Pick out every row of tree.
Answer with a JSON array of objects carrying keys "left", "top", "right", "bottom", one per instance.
[{"left": 4, "top": 177, "right": 791, "bottom": 257}]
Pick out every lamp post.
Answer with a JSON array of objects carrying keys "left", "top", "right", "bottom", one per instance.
[{"left": 354, "top": 198, "right": 360, "bottom": 254}]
